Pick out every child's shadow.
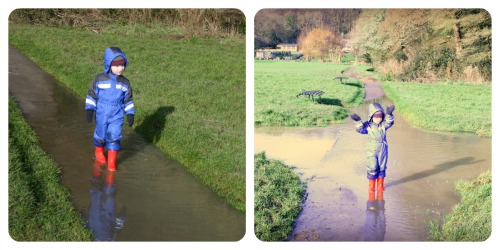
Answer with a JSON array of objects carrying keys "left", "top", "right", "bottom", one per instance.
[
  {"left": 118, "top": 106, "right": 175, "bottom": 164},
  {"left": 136, "top": 106, "right": 176, "bottom": 144},
  {"left": 386, "top": 157, "right": 484, "bottom": 188}
]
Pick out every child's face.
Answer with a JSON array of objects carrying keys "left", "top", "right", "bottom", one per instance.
[
  {"left": 372, "top": 116, "right": 382, "bottom": 124},
  {"left": 111, "top": 65, "right": 125, "bottom": 75}
]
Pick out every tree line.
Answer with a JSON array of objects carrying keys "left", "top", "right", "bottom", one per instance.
[
  {"left": 9, "top": 9, "right": 246, "bottom": 38},
  {"left": 255, "top": 9, "right": 491, "bottom": 83},
  {"left": 255, "top": 9, "right": 361, "bottom": 48},
  {"left": 351, "top": 9, "right": 491, "bottom": 82}
]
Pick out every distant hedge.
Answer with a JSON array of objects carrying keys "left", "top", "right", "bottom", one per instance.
[{"left": 9, "top": 9, "right": 245, "bottom": 38}]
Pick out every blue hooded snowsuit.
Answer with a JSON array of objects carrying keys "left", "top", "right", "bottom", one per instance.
[
  {"left": 85, "top": 47, "right": 134, "bottom": 151},
  {"left": 354, "top": 103, "right": 394, "bottom": 180}
]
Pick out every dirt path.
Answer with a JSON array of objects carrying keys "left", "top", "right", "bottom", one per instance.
[{"left": 344, "top": 66, "right": 385, "bottom": 101}]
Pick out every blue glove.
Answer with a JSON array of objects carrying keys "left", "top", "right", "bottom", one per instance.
[
  {"left": 386, "top": 105, "right": 395, "bottom": 116},
  {"left": 350, "top": 113, "right": 361, "bottom": 122}
]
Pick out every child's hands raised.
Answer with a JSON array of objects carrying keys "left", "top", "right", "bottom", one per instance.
[
  {"left": 386, "top": 105, "right": 395, "bottom": 115},
  {"left": 350, "top": 113, "right": 361, "bottom": 122}
]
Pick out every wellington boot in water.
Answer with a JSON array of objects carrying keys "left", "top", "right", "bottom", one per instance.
[
  {"left": 95, "top": 146, "right": 107, "bottom": 164},
  {"left": 369, "top": 179, "right": 376, "bottom": 192},
  {"left": 367, "top": 191, "right": 376, "bottom": 211},
  {"left": 377, "top": 190, "right": 384, "bottom": 201},
  {"left": 108, "top": 150, "right": 118, "bottom": 171},
  {"left": 377, "top": 177, "right": 385, "bottom": 191},
  {"left": 368, "top": 190, "right": 375, "bottom": 201}
]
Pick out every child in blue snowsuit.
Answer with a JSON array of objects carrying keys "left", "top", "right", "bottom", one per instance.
[
  {"left": 85, "top": 47, "right": 135, "bottom": 171},
  {"left": 350, "top": 103, "right": 395, "bottom": 192}
]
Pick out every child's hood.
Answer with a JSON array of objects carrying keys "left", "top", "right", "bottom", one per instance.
[
  {"left": 368, "top": 103, "right": 385, "bottom": 120},
  {"left": 103, "top": 47, "right": 129, "bottom": 74}
]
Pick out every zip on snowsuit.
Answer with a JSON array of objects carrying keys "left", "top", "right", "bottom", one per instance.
[
  {"left": 354, "top": 103, "right": 394, "bottom": 180},
  {"left": 85, "top": 47, "right": 134, "bottom": 151}
]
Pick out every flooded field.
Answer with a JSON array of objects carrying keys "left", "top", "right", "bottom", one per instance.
[{"left": 255, "top": 82, "right": 491, "bottom": 241}]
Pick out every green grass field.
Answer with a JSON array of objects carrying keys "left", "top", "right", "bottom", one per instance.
[
  {"left": 428, "top": 170, "right": 491, "bottom": 241},
  {"left": 254, "top": 152, "right": 306, "bottom": 241},
  {"left": 9, "top": 97, "right": 94, "bottom": 241},
  {"left": 254, "top": 60, "right": 364, "bottom": 127},
  {"left": 9, "top": 25, "right": 246, "bottom": 211},
  {"left": 382, "top": 82, "right": 492, "bottom": 137}
]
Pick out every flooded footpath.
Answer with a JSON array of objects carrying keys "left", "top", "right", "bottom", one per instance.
[
  {"left": 254, "top": 77, "right": 491, "bottom": 241},
  {"left": 9, "top": 46, "right": 245, "bottom": 241}
]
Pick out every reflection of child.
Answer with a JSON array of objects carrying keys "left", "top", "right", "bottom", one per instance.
[
  {"left": 350, "top": 103, "right": 395, "bottom": 192},
  {"left": 360, "top": 191, "right": 385, "bottom": 241},
  {"left": 85, "top": 47, "right": 135, "bottom": 171}
]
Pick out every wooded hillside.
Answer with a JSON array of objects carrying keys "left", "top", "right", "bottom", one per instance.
[
  {"left": 350, "top": 9, "right": 491, "bottom": 82},
  {"left": 255, "top": 9, "right": 360, "bottom": 48},
  {"left": 255, "top": 9, "right": 491, "bottom": 83}
]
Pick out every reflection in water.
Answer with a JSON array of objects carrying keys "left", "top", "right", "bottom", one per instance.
[
  {"left": 359, "top": 191, "right": 386, "bottom": 241},
  {"left": 87, "top": 164, "right": 125, "bottom": 241}
]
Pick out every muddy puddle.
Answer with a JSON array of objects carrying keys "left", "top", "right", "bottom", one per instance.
[
  {"left": 254, "top": 80, "right": 491, "bottom": 241},
  {"left": 9, "top": 46, "right": 245, "bottom": 241}
]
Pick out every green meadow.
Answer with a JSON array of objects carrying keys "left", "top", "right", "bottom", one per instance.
[
  {"left": 383, "top": 82, "right": 492, "bottom": 137},
  {"left": 428, "top": 171, "right": 491, "bottom": 241},
  {"left": 254, "top": 60, "right": 364, "bottom": 127},
  {"left": 9, "top": 25, "right": 246, "bottom": 212}
]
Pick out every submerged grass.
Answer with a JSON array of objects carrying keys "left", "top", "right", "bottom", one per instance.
[
  {"left": 8, "top": 97, "right": 94, "bottom": 241},
  {"left": 428, "top": 171, "right": 491, "bottom": 241},
  {"left": 254, "top": 60, "right": 364, "bottom": 127},
  {"left": 9, "top": 25, "right": 246, "bottom": 211},
  {"left": 382, "top": 82, "right": 491, "bottom": 137},
  {"left": 254, "top": 152, "right": 306, "bottom": 241}
]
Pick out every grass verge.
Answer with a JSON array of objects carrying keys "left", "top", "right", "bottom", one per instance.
[
  {"left": 254, "top": 152, "right": 306, "bottom": 241},
  {"left": 382, "top": 82, "right": 491, "bottom": 137},
  {"left": 8, "top": 97, "right": 94, "bottom": 241},
  {"left": 428, "top": 170, "right": 491, "bottom": 241},
  {"left": 9, "top": 24, "right": 246, "bottom": 211},
  {"left": 254, "top": 60, "right": 364, "bottom": 127}
]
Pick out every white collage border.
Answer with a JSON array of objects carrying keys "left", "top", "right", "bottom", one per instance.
[{"left": 0, "top": 1, "right": 497, "bottom": 250}]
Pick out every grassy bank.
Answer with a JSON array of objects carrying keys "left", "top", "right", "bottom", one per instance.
[
  {"left": 254, "top": 152, "right": 306, "bottom": 241},
  {"left": 428, "top": 171, "right": 491, "bottom": 241},
  {"left": 254, "top": 60, "right": 364, "bottom": 127},
  {"left": 382, "top": 82, "right": 491, "bottom": 137},
  {"left": 9, "top": 24, "right": 246, "bottom": 211},
  {"left": 8, "top": 97, "right": 94, "bottom": 241}
]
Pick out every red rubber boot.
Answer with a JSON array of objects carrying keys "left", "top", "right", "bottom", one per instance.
[
  {"left": 369, "top": 179, "right": 376, "bottom": 192},
  {"left": 377, "top": 178, "right": 385, "bottom": 191},
  {"left": 95, "top": 147, "right": 106, "bottom": 164},
  {"left": 107, "top": 150, "right": 118, "bottom": 171},
  {"left": 368, "top": 190, "right": 375, "bottom": 201}
]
